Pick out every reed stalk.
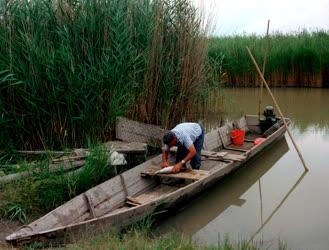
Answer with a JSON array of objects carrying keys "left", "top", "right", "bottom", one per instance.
[
  {"left": 0, "top": 0, "right": 216, "bottom": 150},
  {"left": 209, "top": 30, "right": 329, "bottom": 87}
]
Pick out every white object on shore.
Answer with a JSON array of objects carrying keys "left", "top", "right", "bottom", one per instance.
[
  {"left": 109, "top": 151, "right": 127, "bottom": 165},
  {"left": 155, "top": 166, "right": 174, "bottom": 174}
]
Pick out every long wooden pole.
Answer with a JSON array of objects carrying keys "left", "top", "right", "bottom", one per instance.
[
  {"left": 248, "top": 171, "right": 307, "bottom": 243},
  {"left": 262, "top": 20, "right": 270, "bottom": 78},
  {"left": 258, "top": 179, "right": 263, "bottom": 225},
  {"left": 258, "top": 20, "right": 270, "bottom": 119},
  {"left": 247, "top": 47, "right": 309, "bottom": 172}
]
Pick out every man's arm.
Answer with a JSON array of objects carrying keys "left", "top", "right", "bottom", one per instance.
[
  {"left": 161, "top": 149, "right": 169, "bottom": 168},
  {"left": 172, "top": 144, "right": 197, "bottom": 173}
]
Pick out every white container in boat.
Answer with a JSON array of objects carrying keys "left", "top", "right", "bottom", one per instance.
[{"left": 155, "top": 166, "right": 174, "bottom": 174}]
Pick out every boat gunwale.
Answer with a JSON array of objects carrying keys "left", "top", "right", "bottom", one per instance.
[{"left": 5, "top": 116, "right": 289, "bottom": 243}]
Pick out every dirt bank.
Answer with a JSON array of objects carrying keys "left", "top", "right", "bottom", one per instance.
[{"left": 0, "top": 220, "right": 21, "bottom": 249}]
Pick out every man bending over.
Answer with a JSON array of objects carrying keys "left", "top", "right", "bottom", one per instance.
[{"left": 162, "top": 122, "right": 204, "bottom": 173}]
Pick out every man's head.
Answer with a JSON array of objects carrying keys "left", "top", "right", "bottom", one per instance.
[{"left": 163, "top": 131, "right": 176, "bottom": 147}]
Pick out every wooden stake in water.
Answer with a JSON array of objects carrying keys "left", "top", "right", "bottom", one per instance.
[
  {"left": 258, "top": 20, "right": 270, "bottom": 119},
  {"left": 247, "top": 47, "right": 309, "bottom": 172},
  {"left": 258, "top": 20, "right": 270, "bottom": 118}
]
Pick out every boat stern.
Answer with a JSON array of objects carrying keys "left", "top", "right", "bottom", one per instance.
[{"left": 5, "top": 228, "right": 35, "bottom": 245}]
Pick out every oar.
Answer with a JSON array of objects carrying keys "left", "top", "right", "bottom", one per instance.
[
  {"left": 248, "top": 171, "right": 307, "bottom": 243},
  {"left": 246, "top": 47, "right": 309, "bottom": 172},
  {"left": 258, "top": 179, "right": 263, "bottom": 225},
  {"left": 258, "top": 20, "right": 270, "bottom": 119}
]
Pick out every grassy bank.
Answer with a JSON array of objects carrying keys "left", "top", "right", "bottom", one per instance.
[
  {"left": 0, "top": 0, "right": 219, "bottom": 150},
  {"left": 12, "top": 217, "right": 286, "bottom": 250},
  {"left": 209, "top": 30, "right": 329, "bottom": 87},
  {"left": 60, "top": 225, "right": 287, "bottom": 250},
  {"left": 0, "top": 145, "right": 116, "bottom": 223},
  {"left": 63, "top": 232, "right": 257, "bottom": 250}
]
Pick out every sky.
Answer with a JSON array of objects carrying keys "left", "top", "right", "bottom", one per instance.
[{"left": 192, "top": 0, "right": 329, "bottom": 36}]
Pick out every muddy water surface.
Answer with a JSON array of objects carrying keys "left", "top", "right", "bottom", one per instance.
[{"left": 158, "top": 88, "right": 329, "bottom": 250}]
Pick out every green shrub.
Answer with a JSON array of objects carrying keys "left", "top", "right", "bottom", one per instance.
[{"left": 0, "top": 145, "right": 116, "bottom": 220}]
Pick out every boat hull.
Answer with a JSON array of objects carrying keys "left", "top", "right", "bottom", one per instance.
[{"left": 5, "top": 116, "right": 289, "bottom": 245}]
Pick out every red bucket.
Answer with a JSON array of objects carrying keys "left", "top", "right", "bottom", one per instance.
[{"left": 231, "top": 129, "right": 245, "bottom": 145}]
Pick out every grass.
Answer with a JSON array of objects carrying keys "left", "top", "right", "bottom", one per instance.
[
  {"left": 0, "top": 0, "right": 219, "bottom": 151},
  {"left": 59, "top": 225, "right": 287, "bottom": 250},
  {"left": 208, "top": 30, "right": 329, "bottom": 87},
  {"left": 0, "top": 144, "right": 116, "bottom": 222},
  {"left": 64, "top": 231, "right": 205, "bottom": 250},
  {"left": 0, "top": 156, "right": 39, "bottom": 175}
]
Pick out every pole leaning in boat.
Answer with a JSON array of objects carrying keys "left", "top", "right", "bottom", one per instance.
[
  {"left": 258, "top": 20, "right": 270, "bottom": 119},
  {"left": 247, "top": 47, "right": 309, "bottom": 172}
]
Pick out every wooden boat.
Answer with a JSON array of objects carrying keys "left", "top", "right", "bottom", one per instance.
[
  {"left": 5, "top": 115, "right": 289, "bottom": 245},
  {"left": 0, "top": 141, "right": 147, "bottom": 185},
  {"left": 159, "top": 137, "right": 290, "bottom": 235}
]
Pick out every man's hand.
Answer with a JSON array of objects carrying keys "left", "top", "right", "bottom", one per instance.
[
  {"left": 161, "top": 161, "right": 169, "bottom": 168},
  {"left": 172, "top": 162, "right": 182, "bottom": 173}
]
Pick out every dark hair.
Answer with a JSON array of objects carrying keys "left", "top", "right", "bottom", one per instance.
[{"left": 163, "top": 132, "right": 175, "bottom": 145}]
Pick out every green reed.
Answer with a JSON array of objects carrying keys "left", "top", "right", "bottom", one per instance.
[
  {"left": 0, "top": 144, "right": 115, "bottom": 221},
  {"left": 208, "top": 30, "right": 329, "bottom": 87},
  {"left": 0, "top": 0, "right": 214, "bottom": 150}
]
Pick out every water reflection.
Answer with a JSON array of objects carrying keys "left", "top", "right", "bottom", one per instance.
[
  {"left": 158, "top": 137, "right": 290, "bottom": 235},
  {"left": 221, "top": 88, "right": 329, "bottom": 133},
  {"left": 164, "top": 88, "right": 329, "bottom": 249},
  {"left": 249, "top": 171, "right": 307, "bottom": 243}
]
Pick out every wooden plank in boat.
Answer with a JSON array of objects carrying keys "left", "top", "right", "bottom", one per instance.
[
  {"left": 244, "top": 133, "right": 262, "bottom": 142},
  {"left": 103, "top": 141, "right": 147, "bottom": 154},
  {"left": 218, "top": 124, "right": 255, "bottom": 153},
  {"left": 84, "top": 193, "right": 96, "bottom": 218},
  {"left": 133, "top": 185, "right": 178, "bottom": 204},
  {"left": 126, "top": 196, "right": 142, "bottom": 206},
  {"left": 201, "top": 151, "right": 228, "bottom": 158},
  {"left": 201, "top": 150, "right": 247, "bottom": 162},
  {"left": 233, "top": 117, "right": 250, "bottom": 132},
  {"left": 226, "top": 141, "right": 254, "bottom": 151},
  {"left": 116, "top": 117, "right": 169, "bottom": 147},
  {"left": 203, "top": 128, "right": 222, "bottom": 151},
  {"left": 245, "top": 115, "right": 260, "bottom": 126},
  {"left": 141, "top": 166, "right": 209, "bottom": 181},
  {"left": 127, "top": 196, "right": 142, "bottom": 205},
  {"left": 85, "top": 156, "right": 163, "bottom": 216},
  {"left": 126, "top": 201, "right": 140, "bottom": 207},
  {"left": 158, "top": 170, "right": 209, "bottom": 181},
  {"left": 218, "top": 124, "right": 233, "bottom": 147},
  {"left": 0, "top": 160, "right": 85, "bottom": 184}
]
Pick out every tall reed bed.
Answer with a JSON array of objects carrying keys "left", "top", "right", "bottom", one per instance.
[
  {"left": 0, "top": 0, "right": 214, "bottom": 150},
  {"left": 208, "top": 31, "right": 329, "bottom": 87}
]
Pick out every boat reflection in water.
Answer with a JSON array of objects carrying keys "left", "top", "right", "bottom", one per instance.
[{"left": 157, "top": 137, "right": 306, "bottom": 243}]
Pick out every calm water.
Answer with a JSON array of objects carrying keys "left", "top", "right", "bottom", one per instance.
[{"left": 158, "top": 88, "right": 329, "bottom": 250}]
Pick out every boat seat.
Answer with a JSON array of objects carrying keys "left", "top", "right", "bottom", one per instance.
[
  {"left": 226, "top": 141, "right": 254, "bottom": 152},
  {"left": 156, "top": 169, "right": 209, "bottom": 181},
  {"left": 202, "top": 128, "right": 222, "bottom": 151},
  {"left": 233, "top": 116, "right": 250, "bottom": 132},
  {"left": 126, "top": 196, "right": 142, "bottom": 207},
  {"left": 126, "top": 185, "right": 180, "bottom": 207},
  {"left": 244, "top": 132, "right": 263, "bottom": 142},
  {"left": 141, "top": 166, "right": 209, "bottom": 181},
  {"left": 201, "top": 150, "right": 247, "bottom": 162},
  {"left": 233, "top": 117, "right": 258, "bottom": 142},
  {"left": 218, "top": 124, "right": 250, "bottom": 152}
]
